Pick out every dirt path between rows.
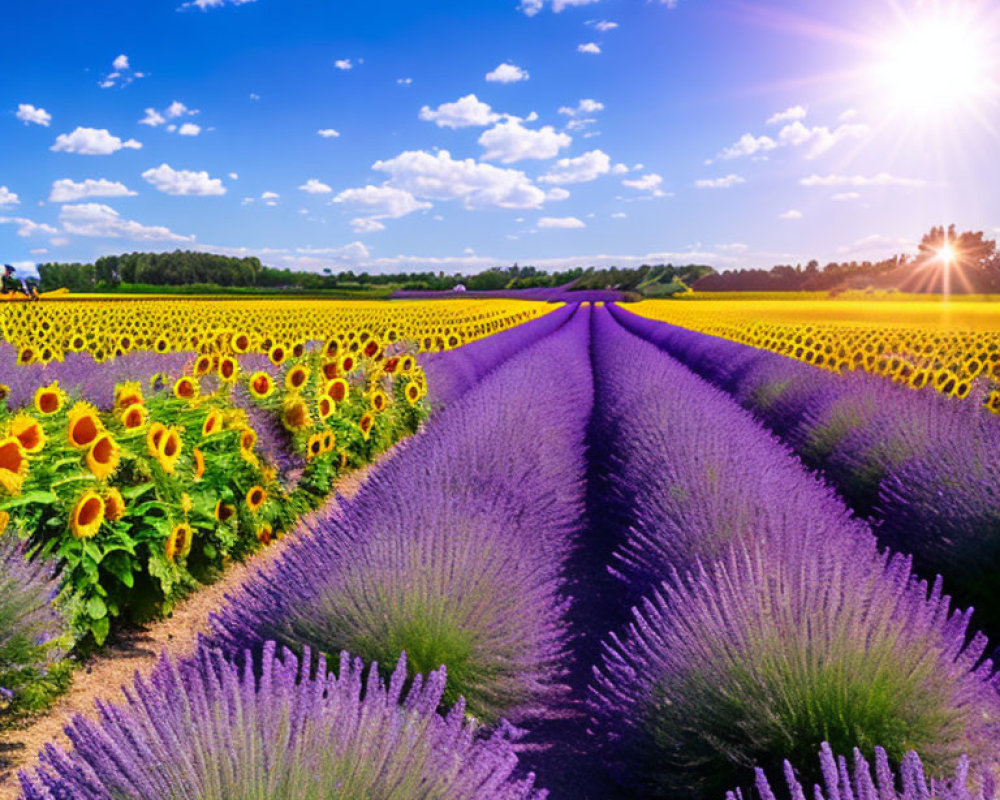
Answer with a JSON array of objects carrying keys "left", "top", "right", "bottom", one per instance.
[{"left": 0, "top": 462, "right": 380, "bottom": 798}]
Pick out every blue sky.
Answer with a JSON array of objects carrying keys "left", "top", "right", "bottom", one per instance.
[{"left": 2, "top": 0, "right": 998, "bottom": 275}]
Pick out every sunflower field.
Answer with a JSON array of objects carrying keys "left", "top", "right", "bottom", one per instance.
[{"left": 4, "top": 295, "right": 1000, "bottom": 800}]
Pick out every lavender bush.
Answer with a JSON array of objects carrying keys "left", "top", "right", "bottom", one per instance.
[
  {"left": 209, "top": 309, "right": 594, "bottom": 723},
  {"left": 422, "top": 303, "right": 577, "bottom": 407},
  {"left": 1, "top": 534, "right": 70, "bottom": 723},
  {"left": 609, "top": 305, "right": 1000, "bottom": 634},
  {"left": 19, "top": 641, "right": 546, "bottom": 800},
  {"left": 589, "top": 307, "right": 869, "bottom": 596},
  {"left": 589, "top": 532, "right": 1000, "bottom": 799},
  {"left": 728, "top": 742, "right": 997, "bottom": 800}
]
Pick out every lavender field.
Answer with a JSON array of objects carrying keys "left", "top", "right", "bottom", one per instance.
[{"left": 9, "top": 301, "right": 998, "bottom": 800}]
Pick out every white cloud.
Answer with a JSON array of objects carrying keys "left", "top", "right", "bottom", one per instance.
[
  {"left": 334, "top": 184, "right": 432, "bottom": 220},
  {"left": 539, "top": 149, "right": 611, "bottom": 184},
  {"left": 139, "top": 108, "right": 166, "bottom": 126},
  {"left": 767, "top": 105, "right": 807, "bottom": 125},
  {"left": 612, "top": 163, "right": 629, "bottom": 174},
  {"left": 334, "top": 59, "right": 353, "bottom": 70},
  {"left": 478, "top": 118, "right": 571, "bottom": 163},
  {"left": 718, "top": 133, "right": 778, "bottom": 160},
  {"left": 622, "top": 173, "right": 665, "bottom": 196},
  {"left": 373, "top": 149, "right": 547, "bottom": 210},
  {"left": 59, "top": 203, "right": 191, "bottom": 241},
  {"left": 249, "top": 92, "right": 260, "bottom": 101},
  {"left": 520, "top": 0, "right": 600, "bottom": 13},
  {"left": 299, "top": 178, "right": 333, "bottom": 194},
  {"left": 16, "top": 104, "right": 51, "bottom": 126},
  {"left": 51, "top": 127, "right": 142, "bottom": 155},
  {"left": 142, "top": 163, "right": 227, "bottom": 196},
  {"left": 318, "top": 128, "right": 341, "bottom": 138},
  {"left": 167, "top": 101, "right": 195, "bottom": 118},
  {"left": 0, "top": 216, "right": 58, "bottom": 237},
  {"left": 832, "top": 192, "right": 861, "bottom": 201},
  {"left": 419, "top": 94, "right": 499, "bottom": 128},
  {"left": 178, "top": 122, "right": 201, "bottom": 136},
  {"left": 577, "top": 42, "right": 602, "bottom": 54},
  {"left": 182, "top": 0, "right": 258, "bottom": 10},
  {"left": 800, "top": 173, "right": 926, "bottom": 188},
  {"left": 261, "top": 191, "right": 280, "bottom": 206},
  {"left": 777, "top": 121, "right": 869, "bottom": 159},
  {"left": 49, "top": 178, "right": 137, "bottom": 202},
  {"left": 397, "top": 77, "right": 413, "bottom": 86},
  {"left": 717, "top": 242, "right": 749, "bottom": 253},
  {"left": 545, "top": 187, "right": 571, "bottom": 201},
  {"left": 100, "top": 55, "right": 144, "bottom": 88},
  {"left": 0, "top": 186, "right": 19, "bottom": 207},
  {"left": 559, "top": 98, "right": 604, "bottom": 117},
  {"left": 779, "top": 209, "right": 803, "bottom": 220},
  {"left": 840, "top": 109, "right": 859, "bottom": 122},
  {"left": 611, "top": 211, "right": 627, "bottom": 218},
  {"left": 695, "top": 174, "right": 746, "bottom": 189},
  {"left": 589, "top": 20, "right": 618, "bottom": 31},
  {"left": 538, "top": 216, "right": 586, "bottom": 229},
  {"left": 350, "top": 218, "right": 387, "bottom": 233},
  {"left": 486, "top": 63, "right": 530, "bottom": 83}
]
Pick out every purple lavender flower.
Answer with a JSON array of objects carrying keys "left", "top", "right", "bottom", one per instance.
[
  {"left": 588, "top": 532, "right": 1000, "bottom": 799},
  {"left": 1, "top": 535, "right": 67, "bottom": 718},
  {"left": 590, "top": 307, "right": 869, "bottom": 597},
  {"left": 727, "top": 742, "right": 997, "bottom": 800},
  {"left": 19, "top": 641, "right": 547, "bottom": 800},
  {"left": 423, "top": 303, "right": 577, "bottom": 407},
  {"left": 209, "top": 309, "right": 594, "bottom": 723}
]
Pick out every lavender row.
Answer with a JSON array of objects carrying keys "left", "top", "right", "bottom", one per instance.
[
  {"left": 608, "top": 304, "right": 1000, "bottom": 635},
  {"left": 20, "top": 642, "right": 544, "bottom": 799},
  {"left": 586, "top": 309, "right": 1000, "bottom": 799},
  {"left": 422, "top": 302, "right": 576, "bottom": 406},
  {"left": 207, "top": 306, "right": 594, "bottom": 725}
]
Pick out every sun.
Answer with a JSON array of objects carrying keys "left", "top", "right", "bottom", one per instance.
[
  {"left": 937, "top": 242, "right": 956, "bottom": 264},
  {"left": 872, "top": 7, "right": 996, "bottom": 117}
]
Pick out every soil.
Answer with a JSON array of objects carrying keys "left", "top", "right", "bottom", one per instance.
[{"left": 0, "top": 463, "right": 378, "bottom": 798}]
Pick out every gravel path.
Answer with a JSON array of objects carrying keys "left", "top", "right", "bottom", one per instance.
[{"left": 0, "top": 462, "right": 379, "bottom": 798}]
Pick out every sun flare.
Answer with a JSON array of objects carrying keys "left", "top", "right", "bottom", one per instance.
[{"left": 873, "top": 8, "right": 996, "bottom": 117}]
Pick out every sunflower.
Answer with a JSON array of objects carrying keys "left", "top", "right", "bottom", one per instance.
[
  {"left": 181, "top": 492, "right": 193, "bottom": 514},
  {"left": 0, "top": 438, "right": 27, "bottom": 496},
  {"left": 370, "top": 390, "right": 388, "bottom": 413},
  {"left": 218, "top": 356, "right": 238, "bottom": 383},
  {"left": 173, "top": 376, "right": 200, "bottom": 402},
  {"left": 165, "top": 522, "right": 193, "bottom": 562},
  {"left": 268, "top": 344, "right": 287, "bottom": 366},
  {"left": 104, "top": 487, "right": 126, "bottom": 521},
  {"left": 317, "top": 396, "right": 334, "bottom": 420},
  {"left": 157, "top": 428, "right": 183, "bottom": 473},
  {"left": 245, "top": 485, "right": 267, "bottom": 513},
  {"left": 232, "top": 332, "right": 252, "bottom": 353},
  {"left": 256, "top": 524, "right": 274, "bottom": 546},
  {"left": 202, "top": 410, "right": 224, "bottom": 437},
  {"left": 405, "top": 382, "right": 422, "bottom": 406},
  {"left": 362, "top": 337, "right": 381, "bottom": 359},
  {"left": 114, "top": 381, "right": 144, "bottom": 410},
  {"left": 154, "top": 336, "right": 171, "bottom": 354},
  {"left": 33, "top": 382, "right": 64, "bottom": 415},
  {"left": 339, "top": 354, "right": 356, "bottom": 374},
  {"left": 147, "top": 422, "right": 168, "bottom": 457},
  {"left": 17, "top": 347, "right": 36, "bottom": 366},
  {"left": 240, "top": 428, "right": 258, "bottom": 452},
  {"left": 86, "top": 432, "right": 121, "bottom": 481},
  {"left": 193, "top": 447, "right": 205, "bottom": 480},
  {"left": 987, "top": 391, "right": 1000, "bottom": 416},
  {"left": 214, "top": 500, "right": 236, "bottom": 523},
  {"left": 121, "top": 404, "right": 148, "bottom": 430},
  {"left": 321, "top": 360, "right": 339, "bottom": 380},
  {"left": 325, "top": 378, "right": 349, "bottom": 403},
  {"left": 306, "top": 433, "right": 324, "bottom": 460},
  {"left": 248, "top": 371, "right": 274, "bottom": 399},
  {"left": 8, "top": 413, "right": 46, "bottom": 454},
  {"left": 194, "top": 354, "right": 214, "bottom": 376},
  {"left": 322, "top": 430, "right": 335, "bottom": 452},
  {"left": 358, "top": 413, "right": 374, "bottom": 441},
  {"left": 282, "top": 398, "right": 311, "bottom": 431},
  {"left": 0, "top": 510, "right": 8, "bottom": 534},
  {"left": 285, "top": 365, "right": 310, "bottom": 392},
  {"left": 400, "top": 355, "right": 415, "bottom": 374},
  {"left": 69, "top": 491, "right": 105, "bottom": 539},
  {"left": 67, "top": 402, "right": 103, "bottom": 449}
]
